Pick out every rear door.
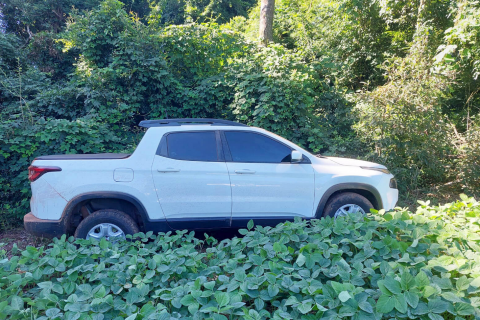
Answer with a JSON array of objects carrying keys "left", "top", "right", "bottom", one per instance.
[
  {"left": 151, "top": 131, "right": 231, "bottom": 229},
  {"left": 222, "top": 131, "right": 315, "bottom": 227}
]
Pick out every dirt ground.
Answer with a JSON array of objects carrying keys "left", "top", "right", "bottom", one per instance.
[{"left": 0, "top": 227, "right": 49, "bottom": 258}]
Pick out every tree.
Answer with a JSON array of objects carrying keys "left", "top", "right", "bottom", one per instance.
[{"left": 259, "top": 0, "right": 275, "bottom": 46}]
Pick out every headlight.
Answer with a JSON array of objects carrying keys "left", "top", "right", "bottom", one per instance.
[{"left": 360, "top": 166, "right": 391, "bottom": 175}]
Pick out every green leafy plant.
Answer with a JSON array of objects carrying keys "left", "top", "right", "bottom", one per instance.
[{"left": 1, "top": 196, "right": 479, "bottom": 319}]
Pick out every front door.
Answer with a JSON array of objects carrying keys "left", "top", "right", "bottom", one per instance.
[
  {"left": 151, "top": 131, "right": 231, "bottom": 229},
  {"left": 221, "top": 131, "right": 315, "bottom": 227}
]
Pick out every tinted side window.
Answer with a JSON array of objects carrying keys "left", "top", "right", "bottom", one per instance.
[
  {"left": 167, "top": 132, "right": 217, "bottom": 161},
  {"left": 224, "top": 132, "right": 292, "bottom": 163}
]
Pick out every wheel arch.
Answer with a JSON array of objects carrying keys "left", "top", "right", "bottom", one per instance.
[
  {"left": 315, "top": 183, "right": 383, "bottom": 218},
  {"left": 62, "top": 192, "right": 150, "bottom": 234}
]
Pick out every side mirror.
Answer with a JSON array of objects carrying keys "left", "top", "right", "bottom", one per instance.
[{"left": 291, "top": 150, "right": 303, "bottom": 163}]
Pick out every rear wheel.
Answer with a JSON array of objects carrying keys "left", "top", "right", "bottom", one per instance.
[
  {"left": 74, "top": 209, "right": 139, "bottom": 241},
  {"left": 323, "top": 192, "right": 373, "bottom": 218}
]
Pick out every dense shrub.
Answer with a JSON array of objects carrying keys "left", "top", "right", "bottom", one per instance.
[
  {"left": 354, "top": 34, "right": 456, "bottom": 192},
  {"left": 0, "top": 0, "right": 349, "bottom": 228},
  {"left": 1, "top": 197, "right": 480, "bottom": 319},
  {"left": 457, "top": 121, "right": 480, "bottom": 193},
  {"left": 2, "top": 0, "right": 480, "bottom": 229},
  {"left": 0, "top": 118, "right": 127, "bottom": 229},
  {"left": 225, "top": 45, "right": 322, "bottom": 152}
]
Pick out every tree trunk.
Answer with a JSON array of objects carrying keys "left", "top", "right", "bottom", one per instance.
[
  {"left": 259, "top": 0, "right": 275, "bottom": 46},
  {"left": 416, "top": 0, "right": 426, "bottom": 29}
]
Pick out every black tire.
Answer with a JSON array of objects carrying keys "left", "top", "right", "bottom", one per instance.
[
  {"left": 74, "top": 209, "right": 139, "bottom": 240},
  {"left": 323, "top": 192, "right": 374, "bottom": 218}
]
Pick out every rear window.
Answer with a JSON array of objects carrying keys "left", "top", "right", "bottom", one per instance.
[{"left": 166, "top": 132, "right": 218, "bottom": 161}]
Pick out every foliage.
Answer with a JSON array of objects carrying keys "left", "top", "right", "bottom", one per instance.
[
  {"left": 354, "top": 36, "right": 455, "bottom": 191},
  {"left": 231, "top": 0, "right": 451, "bottom": 90},
  {"left": 0, "top": 117, "right": 127, "bottom": 230},
  {"left": 158, "top": 0, "right": 257, "bottom": 25},
  {"left": 436, "top": 0, "right": 480, "bottom": 81},
  {"left": 1, "top": 0, "right": 480, "bottom": 228},
  {"left": 0, "top": 0, "right": 344, "bottom": 227},
  {"left": 1, "top": 197, "right": 480, "bottom": 319},
  {"left": 435, "top": 0, "right": 480, "bottom": 131},
  {"left": 225, "top": 45, "right": 321, "bottom": 151},
  {"left": 456, "top": 121, "right": 480, "bottom": 193},
  {"left": 224, "top": 44, "right": 355, "bottom": 153}
]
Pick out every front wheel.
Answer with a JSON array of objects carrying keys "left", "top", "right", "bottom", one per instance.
[
  {"left": 74, "top": 209, "right": 139, "bottom": 241},
  {"left": 323, "top": 192, "right": 374, "bottom": 218}
]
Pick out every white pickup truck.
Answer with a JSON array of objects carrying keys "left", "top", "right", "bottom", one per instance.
[{"left": 24, "top": 118, "right": 398, "bottom": 240}]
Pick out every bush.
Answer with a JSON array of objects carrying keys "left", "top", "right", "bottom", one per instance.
[
  {"left": 457, "top": 121, "right": 480, "bottom": 194},
  {"left": 1, "top": 197, "right": 480, "bottom": 319},
  {"left": 225, "top": 45, "right": 354, "bottom": 154},
  {"left": 354, "top": 37, "right": 455, "bottom": 192},
  {"left": 0, "top": 118, "right": 128, "bottom": 229}
]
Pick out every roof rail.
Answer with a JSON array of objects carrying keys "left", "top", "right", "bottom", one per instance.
[{"left": 139, "top": 118, "right": 248, "bottom": 128}]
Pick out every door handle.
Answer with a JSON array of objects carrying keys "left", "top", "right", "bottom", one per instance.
[
  {"left": 235, "top": 169, "right": 256, "bottom": 174},
  {"left": 158, "top": 168, "right": 181, "bottom": 173}
]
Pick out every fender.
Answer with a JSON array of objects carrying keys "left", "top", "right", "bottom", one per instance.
[
  {"left": 61, "top": 191, "right": 163, "bottom": 233},
  {"left": 314, "top": 183, "right": 383, "bottom": 218}
]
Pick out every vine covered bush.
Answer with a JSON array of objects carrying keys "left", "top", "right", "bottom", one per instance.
[
  {"left": 0, "top": 0, "right": 347, "bottom": 227},
  {"left": 1, "top": 197, "right": 480, "bottom": 319},
  {"left": 2, "top": 0, "right": 480, "bottom": 229}
]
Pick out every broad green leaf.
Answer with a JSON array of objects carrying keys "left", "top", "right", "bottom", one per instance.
[
  {"left": 180, "top": 295, "right": 196, "bottom": 306},
  {"left": 330, "top": 281, "right": 344, "bottom": 294},
  {"left": 358, "top": 301, "right": 373, "bottom": 314},
  {"left": 415, "top": 271, "right": 430, "bottom": 288},
  {"left": 470, "top": 277, "right": 480, "bottom": 288},
  {"left": 188, "top": 302, "right": 200, "bottom": 315},
  {"left": 46, "top": 308, "right": 61, "bottom": 318},
  {"left": 428, "top": 313, "right": 443, "bottom": 320},
  {"left": 412, "top": 302, "right": 429, "bottom": 315},
  {"left": 10, "top": 296, "right": 23, "bottom": 310},
  {"left": 455, "top": 302, "right": 475, "bottom": 316},
  {"left": 273, "top": 242, "right": 283, "bottom": 253},
  {"left": 339, "top": 291, "right": 351, "bottom": 302},
  {"left": 213, "top": 314, "right": 228, "bottom": 320},
  {"left": 99, "top": 238, "right": 109, "bottom": 250},
  {"left": 215, "top": 291, "right": 230, "bottom": 307},
  {"left": 234, "top": 269, "right": 246, "bottom": 282},
  {"left": 125, "top": 314, "right": 137, "bottom": 320},
  {"left": 428, "top": 299, "right": 449, "bottom": 314},
  {"left": 296, "top": 253, "right": 306, "bottom": 267},
  {"left": 404, "top": 291, "right": 419, "bottom": 308},
  {"left": 394, "top": 294, "right": 408, "bottom": 313},
  {"left": 456, "top": 276, "right": 470, "bottom": 291},
  {"left": 423, "top": 286, "right": 438, "bottom": 298},
  {"left": 376, "top": 295, "right": 395, "bottom": 314},
  {"left": 297, "top": 302, "right": 313, "bottom": 314},
  {"left": 268, "top": 285, "right": 279, "bottom": 297},
  {"left": 94, "top": 286, "right": 106, "bottom": 299},
  {"left": 384, "top": 276, "right": 402, "bottom": 295},
  {"left": 401, "top": 272, "right": 415, "bottom": 290},
  {"left": 441, "top": 292, "right": 463, "bottom": 303},
  {"left": 204, "top": 281, "right": 215, "bottom": 290}
]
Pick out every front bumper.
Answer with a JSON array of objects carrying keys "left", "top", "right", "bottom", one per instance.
[{"left": 24, "top": 213, "right": 66, "bottom": 238}]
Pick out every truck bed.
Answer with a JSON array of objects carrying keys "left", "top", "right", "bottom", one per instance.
[{"left": 35, "top": 153, "right": 131, "bottom": 160}]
